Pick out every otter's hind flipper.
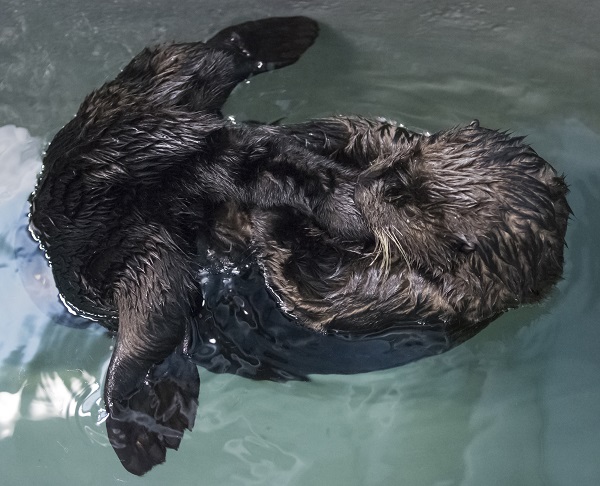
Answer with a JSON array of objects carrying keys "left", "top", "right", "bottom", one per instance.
[
  {"left": 106, "top": 349, "right": 200, "bottom": 476},
  {"left": 102, "top": 225, "right": 201, "bottom": 475},
  {"left": 206, "top": 16, "right": 319, "bottom": 75}
]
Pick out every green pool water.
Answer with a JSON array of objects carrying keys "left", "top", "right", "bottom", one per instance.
[{"left": 0, "top": 1, "right": 599, "bottom": 484}]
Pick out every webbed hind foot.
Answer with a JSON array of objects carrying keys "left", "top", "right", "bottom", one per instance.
[
  {"left": 207, "top": 16, "right": 319, "bottom": 76},
  {"left": 106, "top": 350, "right": 200, "bottom": 476}
]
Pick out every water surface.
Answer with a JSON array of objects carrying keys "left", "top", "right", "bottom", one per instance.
[{"left": 1, "top": 1, "right": 599, "bottom": 485}]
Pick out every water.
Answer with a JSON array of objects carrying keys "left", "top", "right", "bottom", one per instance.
[{"left": 1, "top": 0, "right": 599, "bottom": 484}]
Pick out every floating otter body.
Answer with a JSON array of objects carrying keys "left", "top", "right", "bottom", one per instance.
[{"left": 28, "top": 16, "right": 569, "bottom": 475}]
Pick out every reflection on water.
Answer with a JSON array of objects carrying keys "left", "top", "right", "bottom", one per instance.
[
  {"left": 1, "top": 1, "right": 600, "bottom": 484},
  {"left": 0, "top": 384, "right": 24, "bottom": 440},
  {"left": 28, "top": 371, "right": 97, "bottom": 421},
  {"left": 0, "top": 123, "right": 112, "bottom": 466}
]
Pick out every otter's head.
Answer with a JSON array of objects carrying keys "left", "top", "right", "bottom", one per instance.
[{"left": 354, "top": 123, "right": 570, "bottom": 320}]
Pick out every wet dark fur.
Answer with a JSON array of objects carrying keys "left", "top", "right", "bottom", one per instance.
[
  {"left": 263, "top": 116, "right": 570, "bottom": 330},
  {"left": 28, "top": 17, "right": 569, "bottom": 475}
]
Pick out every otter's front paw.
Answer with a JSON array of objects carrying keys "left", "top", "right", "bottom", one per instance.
[{"left": 354, "top": 155, "right": 422, "bottom": 268}]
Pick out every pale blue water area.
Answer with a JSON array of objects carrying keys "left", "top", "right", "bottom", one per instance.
[{"left": 0, "top": 0, "right": 599, "bottom": 484}]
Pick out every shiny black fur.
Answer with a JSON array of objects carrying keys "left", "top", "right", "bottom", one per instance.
[{"left": 28, "top": 17, "right": 569, "bottom": 475}]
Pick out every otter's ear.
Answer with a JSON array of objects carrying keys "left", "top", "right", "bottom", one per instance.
[{"left": 105, "top": 347, "right": 200, "bottom": 476}]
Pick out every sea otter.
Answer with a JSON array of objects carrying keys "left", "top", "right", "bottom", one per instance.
[{"left": 28, "top": 16, "right": 569, "bottom": 475}]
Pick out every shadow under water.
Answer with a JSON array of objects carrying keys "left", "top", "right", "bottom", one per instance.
[{"left": 187, "top": 251, "right": 490, "bottom": 382}]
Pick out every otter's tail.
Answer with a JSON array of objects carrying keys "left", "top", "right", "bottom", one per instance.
[{"left": 206, "top": 16, "right": 319, "bottom": 76}]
